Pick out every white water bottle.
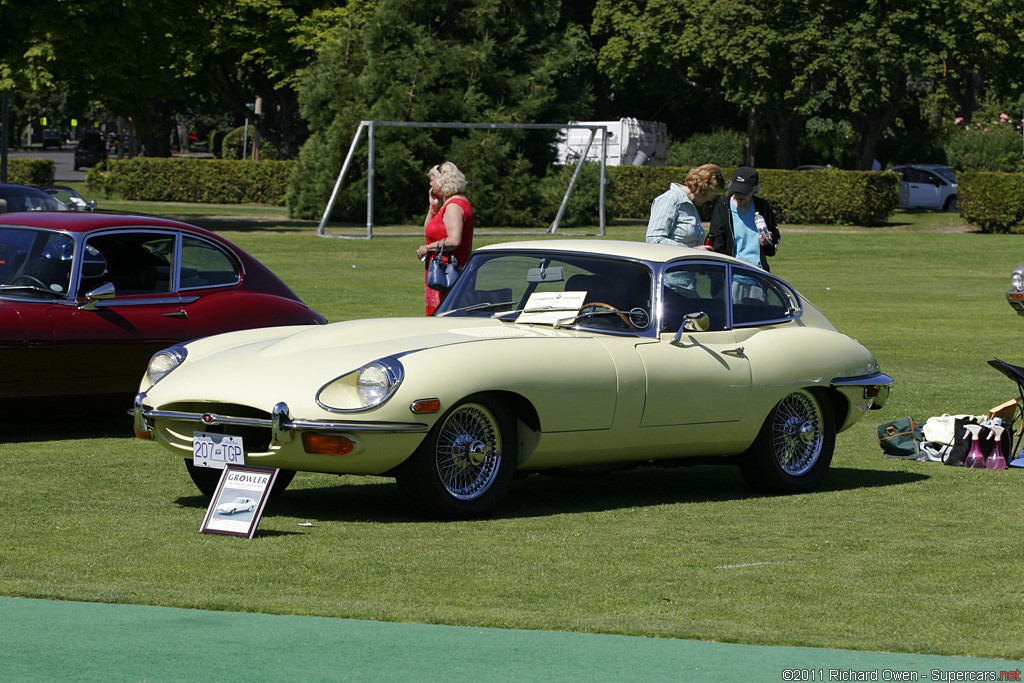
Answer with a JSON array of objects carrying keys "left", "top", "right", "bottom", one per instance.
[{"left": 755, "top": 212, "right": 771, "bottom": 243}]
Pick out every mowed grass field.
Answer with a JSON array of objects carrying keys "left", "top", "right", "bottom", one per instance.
[{"left": 1, "top": 202, "right": 1022, "bottom": 660}]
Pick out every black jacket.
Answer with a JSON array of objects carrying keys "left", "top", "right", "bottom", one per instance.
[{"left": 708, "top": 195, "right": 780, "bottom": 272}]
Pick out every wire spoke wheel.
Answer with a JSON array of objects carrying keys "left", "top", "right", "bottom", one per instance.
[
  {"left": 434, "top": 403, "right": 502, "bottom": 500},
  {"left": 739, "top": 389, "right": 835, "bottom": 494},
  {"left": 398, "top": 396, "right": 517, "bottom": 519},
  {"left": 768, "top": 391, "right": 824, "bottom": 476}
]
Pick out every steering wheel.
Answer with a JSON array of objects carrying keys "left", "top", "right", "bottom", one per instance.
[
  {"left": 11, "top": 275, "right": 47, "bottom": 289},
  {"left": 581, "top": 301, "right": 638, "bottom": 330}
]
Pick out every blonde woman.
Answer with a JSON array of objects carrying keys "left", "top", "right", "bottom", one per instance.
[
  {"left": 416, "top": 161, "right": 474, "bottom": 315},
  {"left": 645, "top": 163, "right": 725, "bottom": 250}
]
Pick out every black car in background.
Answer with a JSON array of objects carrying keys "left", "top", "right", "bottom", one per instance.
[
  {"left": 74, "top": 131, "right": 108, "bottom": 171},
  {"left": 42, "top": 129, "right": 64, "bottom": 150}
]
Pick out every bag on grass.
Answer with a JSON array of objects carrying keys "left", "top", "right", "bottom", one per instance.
[
  {"left": 877, "top": 417, "right": 923, "bottom": 458},
  {"left": 944, "top": 417, "right": 1012, "bottom": 467}
]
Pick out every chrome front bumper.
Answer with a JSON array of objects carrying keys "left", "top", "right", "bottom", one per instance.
[{"left": 133, "top": 392, "right": 429, "bottom": 446}]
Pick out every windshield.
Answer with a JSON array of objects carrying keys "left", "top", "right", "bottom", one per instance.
[
  {"left": 929, "top": 166, "right": 956, "bottom": 183},
  {"left": 436, "top": 251, "right": 653, "bottom": 333},
  {"left": 0, "top": 228, "right": 75, "bottom": 295}
]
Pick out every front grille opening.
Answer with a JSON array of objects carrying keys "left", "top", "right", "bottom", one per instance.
[{"left": 166, "top": 402, "right": 274, "bottom": 452}]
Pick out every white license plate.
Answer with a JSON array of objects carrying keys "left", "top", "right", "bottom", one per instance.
[{"left": 193, "top": 432, "right": 245, "bottom": 469}]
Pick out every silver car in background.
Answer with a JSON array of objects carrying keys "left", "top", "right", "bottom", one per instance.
[{"left": 890, "top": 164, "right": 958, "bottom": 211}]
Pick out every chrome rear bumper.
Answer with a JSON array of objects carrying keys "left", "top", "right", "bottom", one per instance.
[{"left": 830, "top": 372, "right": 893, "bottom": 410}]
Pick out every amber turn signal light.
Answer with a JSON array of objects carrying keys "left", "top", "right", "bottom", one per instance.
[
  {"left": 410, "top": 398, "right": 441, "bottom": 414},
  {"left": 302, "top": 433, "right": 355, "bottom": 456}
]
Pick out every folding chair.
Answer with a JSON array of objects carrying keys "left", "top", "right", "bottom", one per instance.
[{"left": 987, "top": 359, "right": 1024, "bottom": 465}]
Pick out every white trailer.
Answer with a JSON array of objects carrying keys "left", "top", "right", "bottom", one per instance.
[{"left": 555, "top": 118, "right": 667, "bottom": 166}]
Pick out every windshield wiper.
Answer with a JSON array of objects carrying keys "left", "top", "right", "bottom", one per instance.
[
  {"left": 552, "top": 307, "right": 628, "bottom": 328},
  {"left": 554, "top": 306, "right": 650, "bottom": 330},
  {"left": 437, "top": 300, "right": 516, "bottom": 317}
]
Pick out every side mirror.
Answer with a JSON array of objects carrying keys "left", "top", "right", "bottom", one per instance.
[
  {"left": 78, "top": 282, "right": 116, "bottom": 310},
  {"left": 682, "top": 311, "right": 710, "bottom": 332},
  {"left": 671, "top": 311, "right": 709, "bottom": 344}
]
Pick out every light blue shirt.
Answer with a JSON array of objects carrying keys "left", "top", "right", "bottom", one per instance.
[
  {"left": 646, "top": 184, "right": 705, "bottom": 248},
  {"left": 731, "top": 200, "right": 761, "bottom": 268}
]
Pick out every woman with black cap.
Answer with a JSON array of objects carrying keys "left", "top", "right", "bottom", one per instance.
[{"left": 708, "top": 166, "right": 780, "bottom": 271}]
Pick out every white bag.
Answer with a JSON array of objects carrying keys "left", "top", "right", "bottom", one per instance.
[{"left": 922, "top": 414, "right": 982, "bottom": 446}]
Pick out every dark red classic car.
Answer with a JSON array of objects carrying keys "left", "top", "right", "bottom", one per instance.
[{"left": 0, "top": 212, "right": 326, "bottom": 410}]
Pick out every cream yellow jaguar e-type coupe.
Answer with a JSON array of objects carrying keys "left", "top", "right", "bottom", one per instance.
[{"left": 133, "top": 240, "right": 891, "bottom": 519}]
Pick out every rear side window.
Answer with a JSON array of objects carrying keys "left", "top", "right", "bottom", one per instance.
[
  {"left": 180, "top": 236, "right": 240, "bottom": 290},
  {"left": 730, "top": 267, "right": 801, "bottom": 326}
]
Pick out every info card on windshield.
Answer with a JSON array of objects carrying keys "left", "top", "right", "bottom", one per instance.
[{"left": 516, "top": 291, "right": 586, "bottom": 325}]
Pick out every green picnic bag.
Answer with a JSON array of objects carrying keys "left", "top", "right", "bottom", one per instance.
[{"left": 876, "top": 417, "right": 923, "bottom": 458}]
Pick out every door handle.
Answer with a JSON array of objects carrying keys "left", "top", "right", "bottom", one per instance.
[
  {"left": 722, "top": 347, "right": 745, "bottom": 357},
  {"left": 163, "top": 310, "right": 188, "bottom": 319}
]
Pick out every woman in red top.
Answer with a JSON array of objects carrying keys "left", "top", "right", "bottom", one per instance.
[{"left": 416, "top": 161, "right": 474, "bottom": 315}]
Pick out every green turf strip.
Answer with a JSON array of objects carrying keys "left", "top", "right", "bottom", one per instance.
[{"left": 1, "top": 597, "right": 1015, "bottom": 682}]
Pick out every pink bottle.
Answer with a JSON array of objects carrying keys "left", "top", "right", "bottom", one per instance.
[
  {"left": 986, "top": 425, "right": 1007, "bottom": 470},
  {"left": 964, "top": 425, "right": 987, "bottom": 469}
]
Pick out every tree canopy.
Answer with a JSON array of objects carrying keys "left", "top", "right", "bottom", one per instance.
[{"left": 3, "top": 0, "right": 1023, "bottom": 175}]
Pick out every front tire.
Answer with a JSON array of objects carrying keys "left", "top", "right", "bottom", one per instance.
[
  {"left": 396, "top": 397, "right": 517, "bottom": 519},
  {"left": 739, "top": 389, "right": 835, "bottom": 494},
  {"left": 184, "top": 459, "right": 296, "bottom": 498}
]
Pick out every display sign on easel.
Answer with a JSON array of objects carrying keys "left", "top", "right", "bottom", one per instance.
[{"left": 200, "top": 465, "right": 278, "bottom": 539}]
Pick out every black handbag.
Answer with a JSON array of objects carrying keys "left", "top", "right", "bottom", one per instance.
[{"left": 426, "top": 241, "right": 460, "bottom": 291}]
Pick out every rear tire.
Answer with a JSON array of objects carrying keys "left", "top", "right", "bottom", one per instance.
[
  {"left": 184, "top": 459, "right": 295, "bottom": 498},
  {"left": 396, "top": 396, "right": 517, "bottom": 519},
  {"left": 739, "top": 389, "right": 835, "bottom": 494}
]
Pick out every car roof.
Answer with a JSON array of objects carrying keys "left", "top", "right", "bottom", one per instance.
[
  {"left": 476, "top": 239, "right": 741, "bottom": 266},
  {"left": 893, "top": 164, "right": 951, "bottom": 171},
  {"left": 0, "top": 210, "right": 217, "bottom": 236},
  {"left": 0, "top": 183, "right": 53, "bottom": 196}
]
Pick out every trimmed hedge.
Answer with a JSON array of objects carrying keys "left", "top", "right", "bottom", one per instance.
[
  {"left": 80, "top": 157, "right": 1024, "bottom": 232},
  {"left": 5, "top": 158, "right": 56, "bottom": 185},
  {"left": 760, "top": 169, "right": 898, "bottom": 226},
  {"left": 88, "top": 157, "right": 293, "bottom": 205},
  {"left": 609, "top": 166, "right": 899, "bottom": 226},
  {"left": 958, "top": 172, "right": 1024, "bottom": 234}
]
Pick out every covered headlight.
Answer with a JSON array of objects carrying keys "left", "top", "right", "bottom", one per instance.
[
  {"left": 1012, "top": 269, "right": 1024, "bottom": 291},
  {"left": 143, "top": 345, "right": 187, "bottom": 389},
  {"left": 317, "top": 357, "right": 404, "bottom": 411}
]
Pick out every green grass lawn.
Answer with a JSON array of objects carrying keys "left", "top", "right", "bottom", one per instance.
[{"left": 2, "top": 201, "right": 1022, "bottom": 660}]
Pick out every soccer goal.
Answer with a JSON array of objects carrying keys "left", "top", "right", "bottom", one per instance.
[{"left": 317, "top": 120, "right": 608, "bottom": 238}]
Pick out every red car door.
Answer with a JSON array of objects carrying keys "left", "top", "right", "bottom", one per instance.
[
  {"left": 45, "top": 229, "right": 195, "bottom": 398},
  {"left": 47, "top": 294, "right": 193, "bottom": 397},
  {"left": 0, "top": 303, "right": 54, "bottom": 400}
]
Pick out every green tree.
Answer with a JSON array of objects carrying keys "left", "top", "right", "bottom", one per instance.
[
  {"left": 926, "top": 0, "right": 1024, "bottom": 124},
  {"left": 290, "top": 0, "right": 595, "bottom": 224},
  {"left": 592, "top": 0, "right": 829, "bottom": 168},
  {"left": 817, "top": 2, "right": 933, "bottom": 169},
  {"left": 191, "top": 1, "right": 371, "bottom": 159},
  {"left": 1, "top": 0, "right": 211, "bottom": 155},
  {"left": 700, "top": 0, "right": 830, "bottom": 169}
]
